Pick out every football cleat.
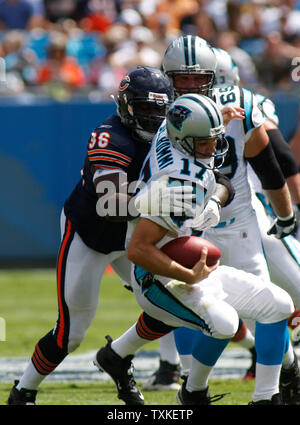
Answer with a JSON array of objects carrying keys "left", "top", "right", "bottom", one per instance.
[
  {"left": 280, "top": 353, "right": 300, "bottom": 405},
  {"left": 176, "top": 378, "right": 227, "bottom": 405},
  {"left": 143, "top": 360, "right": 181, "bottom": 391},
  {"left": 7, "top": 380, "right": 37, "bottom": 405},
  {"left": 243, "top": 347, "right": 256, "bottom": 381},
  {"left": 249, "top": 393, "right": 282, "bottom": 405},
  {"left": 94, "top": 335, "right": 144, "bottom": 405}
]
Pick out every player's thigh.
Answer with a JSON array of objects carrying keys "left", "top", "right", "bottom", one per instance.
[
  {"left": 261, "top": 234, "right": 300, "bottom": 308},
  {"left": 215, "top": 266, "right": 294, "bottom": 323},
  {"left": 63, "top": 233, "right": 111, "bottom": 309},
  {"left": 131, "top": 274, "right": 238, "bottom": 339}
]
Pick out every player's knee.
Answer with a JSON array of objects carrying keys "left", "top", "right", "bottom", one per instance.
[
  {"left": 68, "top": 334, "right": 84, "bottom": 353},
  {"left": 263, "top": 285, "right": 294, "bottom": 323},
  {"left": 273, "top": 288, "right": 294, "bottom": 320},
  {"left": 203, "top": 297, "right": 239, "bottom": 339}
]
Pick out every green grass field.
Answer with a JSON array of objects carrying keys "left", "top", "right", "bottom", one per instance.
[{"left": 0, "top": 269, "right": 255, "bottom": 405}]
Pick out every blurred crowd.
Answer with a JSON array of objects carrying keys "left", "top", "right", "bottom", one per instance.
[{"left": 0, "top": 0, "right": 300, "bottom": 102}]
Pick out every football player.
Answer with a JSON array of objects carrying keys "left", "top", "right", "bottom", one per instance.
[
  {"left": 95, "top": 36, "right": 298, "bottom": 404},
  {"left": 160, "top": 37, "right": 300, "bottom": 403},
  {"left": 95, "top": 94, "right": 294, "bottom": 405},
  {"left": 212, "top": 47, "right": 300, "bottom": 387},
  {"left": 148, "top": 37, "right": 299, "bottom": 396},
  {"left": 7, "top": 66, "right": 183, "bottom": 405}
]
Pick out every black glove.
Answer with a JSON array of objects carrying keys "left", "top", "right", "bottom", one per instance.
[{"left": 267, "top": 213, "right": 296, "bottom": 239}]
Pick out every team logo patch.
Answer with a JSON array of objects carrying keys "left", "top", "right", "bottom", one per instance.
[
  {"left": 167, "top": 105, "right": 191, "bottom": 130},
  {"left": 119, "top": 75, "right": 130, "bottom": 91}
]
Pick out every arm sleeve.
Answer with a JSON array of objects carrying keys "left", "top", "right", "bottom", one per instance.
[{"left": 267, "top": 129, "right": 299, "bottom": 178}]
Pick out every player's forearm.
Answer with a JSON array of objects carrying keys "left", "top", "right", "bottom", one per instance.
[
  {"left": 127, "top": 242, "right": 196, "bottom": 284},
  {"left": 286, "top": 174, "right": 300, "bottom": 205},
  {"left": 265, "top": 183, "right": 294, "bottom": 218}
]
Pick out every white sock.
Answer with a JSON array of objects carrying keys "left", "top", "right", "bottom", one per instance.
[
  {"left": 252, "top": 363, "right": 281, "bottom": 402},
  {"left": 159, "top": 332, "right": 180, "bottom": 365},
  {"left": 16, "top": 360, "right": 45, "bottom": 391},
  {"left": 180, "top": 354, "right": 192, "bottom": 377},
  {"left": 111, "top": 324, "right": 147, "bottom": 358},
  {"left": 282, "top": 340, "right": 295, "bottom": 368},
  {"left": 186, "top": 357, "right": 212, "bottom": 392}
]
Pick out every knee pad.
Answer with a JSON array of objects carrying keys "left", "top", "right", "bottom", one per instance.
[
  {"left": 202, "top": 296, "right": 239, "bottom": 339},
  {"left": 264, "top": 285, "right": 294, "bottom": 323}
]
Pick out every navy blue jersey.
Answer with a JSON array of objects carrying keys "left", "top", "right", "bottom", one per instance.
[{"left": 64, "top": 114, "right": 150, "bottom": 254}]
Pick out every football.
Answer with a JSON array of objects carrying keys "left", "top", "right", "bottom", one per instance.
[{"left": 161, "top": 236, "right": 221, "bottom": 267}]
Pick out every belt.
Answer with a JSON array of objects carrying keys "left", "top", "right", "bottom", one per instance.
[{"left": 213, "top": 217, "right": 235, "bottom": 228}]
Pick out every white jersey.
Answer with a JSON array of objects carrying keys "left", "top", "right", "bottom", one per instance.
[
  {"left": 212, "top": 86, "right": 265, "bottom": 224},
  {"left": 127, "top": 120, "right": 217, "bottom": 250}
]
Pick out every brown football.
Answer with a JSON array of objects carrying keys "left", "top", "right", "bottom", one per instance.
[{"left": 161, "top": 236, "right": 221, "bottom": 267}]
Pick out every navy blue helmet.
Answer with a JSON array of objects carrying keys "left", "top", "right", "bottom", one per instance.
[{"left": 117, "top": 66, "right": 174, "bottom": 142}]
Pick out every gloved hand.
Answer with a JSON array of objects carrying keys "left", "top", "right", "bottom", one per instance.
[
  {"left": 191, "top": 196, "right": 221, "bottom": 231},
  {"left": 267, "top": 212, "right": 296, "bottom": 239},
  {"left": 134, "top": 176, "right": 195, "bottom": 216}
]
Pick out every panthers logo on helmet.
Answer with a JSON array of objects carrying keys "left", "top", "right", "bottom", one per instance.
[{"left": 167, "top": 105, "right": 191, "bottom": 131}]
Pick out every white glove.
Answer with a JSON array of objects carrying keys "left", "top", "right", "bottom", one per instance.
[
  {"left": 191, "top": 196, "right": 221, "bottom": 231},
  {"left": 134, "top": 176, "right": 195, "bottom": 216},
  {"left": 267, "top": 212, "right": 296, "bottom": 239}
]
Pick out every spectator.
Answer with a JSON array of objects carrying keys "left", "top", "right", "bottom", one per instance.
[
  {"left": 215, "top": 30, "right": 259, "bottom": 90},
  {"left": 0, "top": 0, "right": 40, "bottom": 30},
  {"left": 0, "top": 30, "right": 37, "bottom": 94},
  {"left": 36, "top": 32, "right": 87, "bottom": 98},
  {"left": 147, "top": 0, "right": 198, "bottom": 36},
  {"left": 255, "top": 31, "right": 300, "bottom": 89},
  {"left": 43, "top": 0, "right": 88, "bottom": 23},
  {"left": 88, "top": 24, "right": 127, "bottom": 100}
]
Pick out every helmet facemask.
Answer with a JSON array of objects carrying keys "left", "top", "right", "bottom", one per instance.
[
  {"left": 123, "top": 92, "right": 170, "bottom": 142},
  {"left": 169, "top": 69, "right": 215, "bottom": 99},
  {"left": 178, "top": 134, "right": 229, "bottom": 170}
]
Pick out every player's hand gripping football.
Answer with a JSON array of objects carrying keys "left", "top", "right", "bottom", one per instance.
[
  {"left": 189, "top": 247, "right": 219, "bottom": 284},
  {"left": 134, "top": 176, "right": 195, "bottom": 216},
  {"left": 267, "top": 213, "right": 296, "bottom": 239}
]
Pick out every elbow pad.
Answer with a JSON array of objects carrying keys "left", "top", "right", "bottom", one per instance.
[
  {"left": 247, "top": 143, "right": 285, "bottom": 190},
  {"left": 267, "top": 129, "right": 299, "bottom": 178},
  {"left": 213, "top": 171, "right": 235, "bottom": 207}
]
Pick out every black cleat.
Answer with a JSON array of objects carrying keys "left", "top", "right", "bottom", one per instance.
[
  {"left": 243, "top": 347, "right": 256, "bottom": 381},
  {"left": 176, "top": 378, "right": 227, "bottom": 405},
  {"left": 94, "top": 335, "right": 144, "bottom": 405},
  {"left": 249, "top": 393, "right": 282, "bottom": 405},
  {"left": 143, "top": 360, "right": 181, "bottom": 391},
  {"left": 280, "top": 353, "right": 300, "bottom": 405},
  {"left": 7, "top": 380, "right": 37, "bottom": 405}
]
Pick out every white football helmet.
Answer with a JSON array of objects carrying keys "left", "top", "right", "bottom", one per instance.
[
  {"left": 162, "top": 35, "right": 216, "bottom": 98},
  {"left": 166, "top": 93, "right": 229, "bottom": 169},
  {"left": 213, "top": 48, "right": 240, "bottom": 88}
]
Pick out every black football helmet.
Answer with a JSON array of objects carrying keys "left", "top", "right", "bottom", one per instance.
[{"left": 117, "top": 66, "right": 174, "bottom": 142}]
